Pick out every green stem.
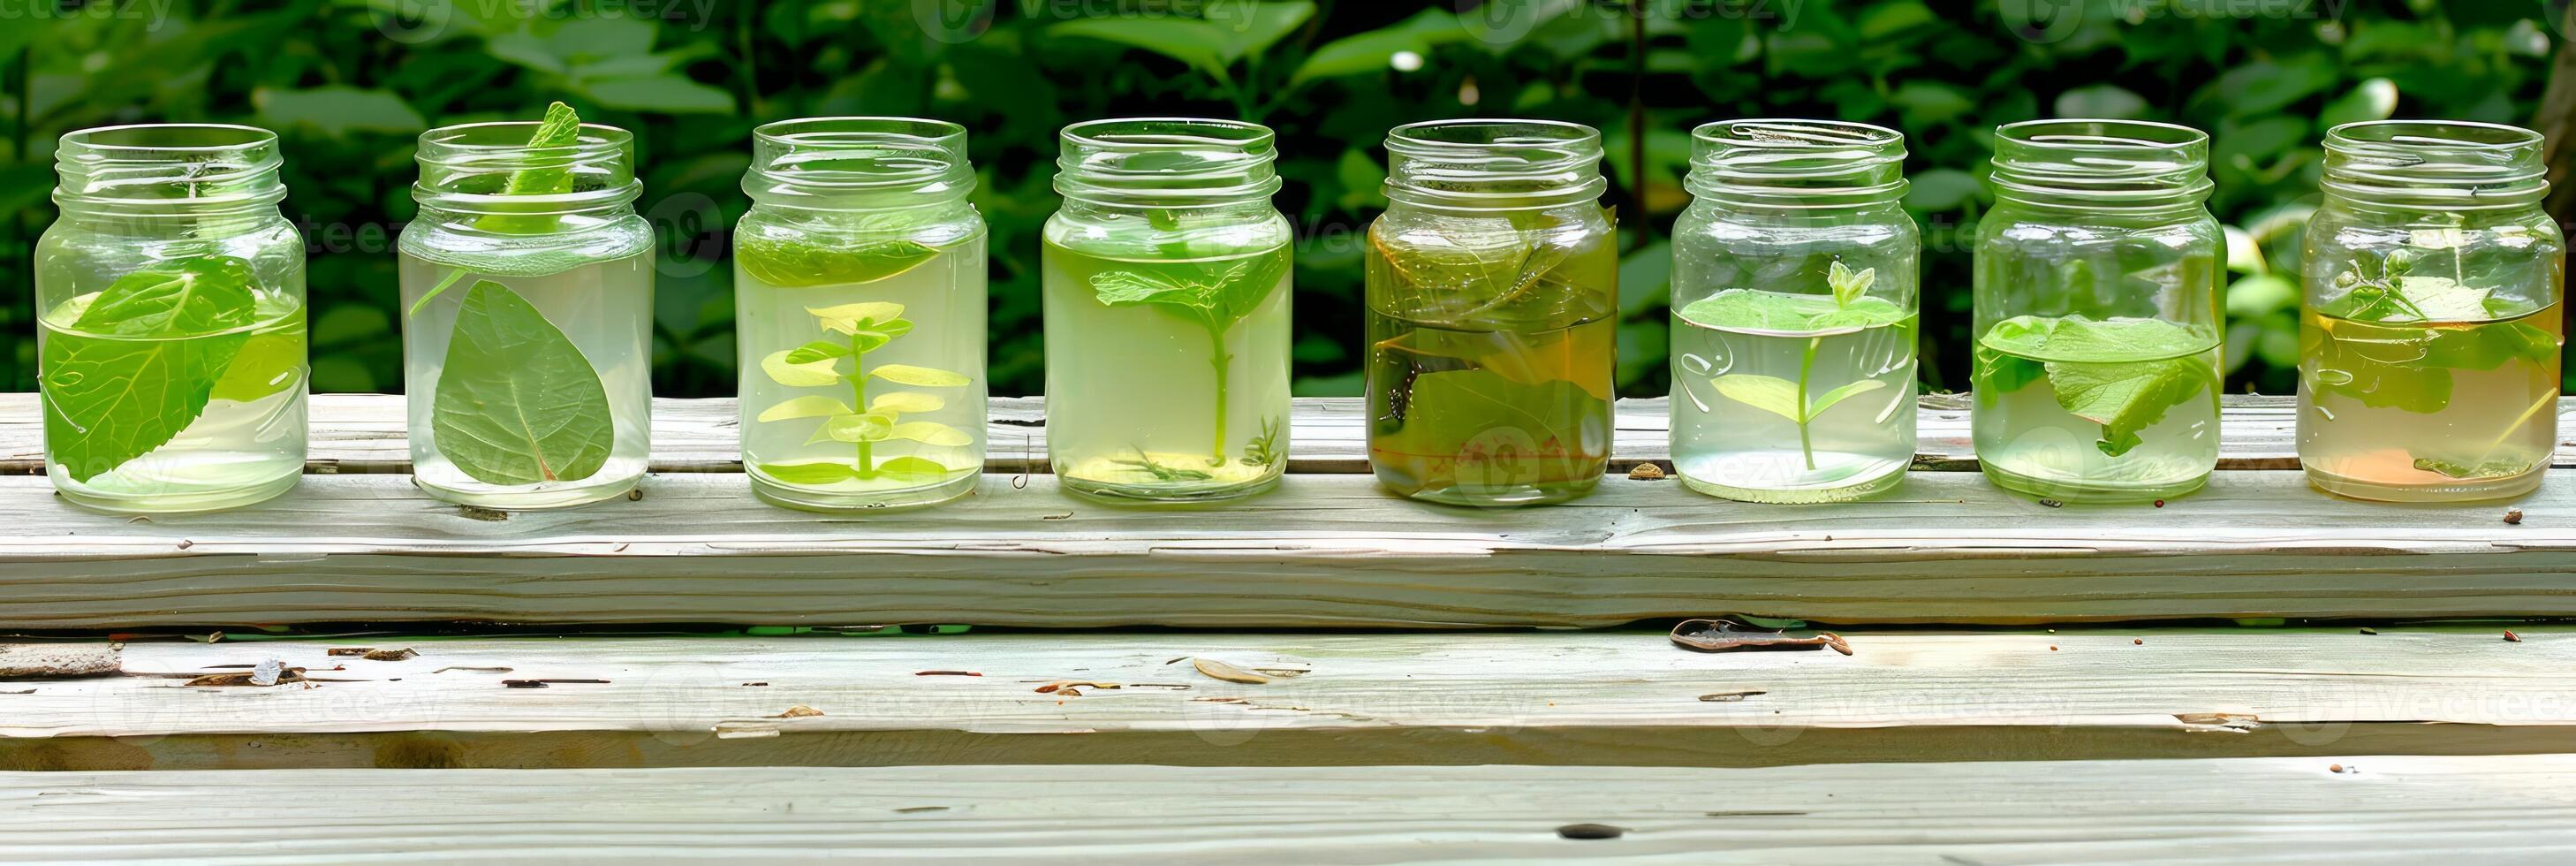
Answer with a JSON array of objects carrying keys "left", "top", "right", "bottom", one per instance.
[
  {"left": 1796, "top": 336, "right": 1821, "bottom": 472},
  {"left": 1208, "top": 323, "right": 1231, "bottom": 465},
  {"left": 851, "top": 332, "right": 871, "bottom": 476}
]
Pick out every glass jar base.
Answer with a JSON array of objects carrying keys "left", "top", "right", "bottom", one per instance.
[
  {"left": 414, "top": 474, "right": 642, "bottom": 510},
  {"left": 1390, "top": 478, "right": 1600, "bottom": 507},
  {"left": 1981, "top": 461, "right": 2206, "bottom": 504},
  {"left": 1680, "top": 464, "right": 1905, "bottom": 504},
  {"left": 753, "top": 473, "right": 977, "bottom": 513},
  {"left": 1061, "top": 473, "right": 1280, "bottom": 505},
  {"left": 53, "top": 469, "right": 299, "bottom": 515},
  {"left": 2305, "top": 466, "right": 2543, "bottom": 503}
]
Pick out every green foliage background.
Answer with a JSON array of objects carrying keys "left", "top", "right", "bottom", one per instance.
[{"left": 1, "top": 0, "right": 2565, "bottom": 399}]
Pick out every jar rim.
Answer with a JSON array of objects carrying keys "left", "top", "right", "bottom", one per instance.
[
  {"left": 1989, "top": 118, "right": 2212, "bottom": 209},
  {"left": 1692, "top": 118, "right": 1903, "bottom": 152},
  {"left": 1054, "top": 117, "right": 1280, "bottom": 206},
  {"left": 1060, "top": 117, "right": 1275, "bottom": 151},
  {"left": 54, "top": 123, "right": 286, "bottom": 210},
  {"left": 2322, "top": 119, "right": 2547, "bottom": 209},
  {"left": 1382, "top": 118, "right": 1605, "bottom": 210},
  {"left": 60, "top": 122, "right": 281, "bottom": 154},
  {"left": 2327, "top": 118, "right": 2544, "bottom": 151},
  {"left": 747, "top": 116, "right": 974, "bottom": 205},
  {"left": 1996, "top": 118, "right": 2209, "bottom": 152},
  {"left": 1686, "top": 118, "right": 1906, "bottom": 206}
]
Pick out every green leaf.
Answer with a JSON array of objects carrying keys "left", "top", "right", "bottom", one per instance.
[
  {"left": 2054, "top": 84, "right": 2148, "bottom": 119},
  {"left": 430, "top": 281, "right": 615, "bottom": 485},
  {"left": 1051, "top": 2, "right": 1314, "bottom": 76},
  {"left": 1093, "top": 269, "right": 1215, "bottom": 310},
  {"left": 253, "top": 86, "right": 428, "bottom": 138},
  {"left": 473, "top": 102, "right": 585, "bottom": 236},
  {"left": 41, "top": 256, "right": 264, "bottom": 482},
  {"left": 2320, "top": 78, "right": 2399, "bottom": 129},
  {"left": 886, "top": 421, "right": 973, "bottom": 447},
  {"left": 1828, "top": 261, "right": 1876, "bottom": 308},
  {"left": 1976, "top": 315, "right": 2221, "bottom": 456},
  {"left": 868, "top": 364, "right": 971, "bottom": 387},
  {"left": 757, "top": 461, "right": 858, "bottom": 485},
  {"left": 207, "top": 315, "right": 308, "bottom": 404},
  {"left": 1710, "top": 374, "right": 1804, "bottom": 423},
  {"left": 782, "top": 340, "right": 851, "bottom": 365},
  {"left": 1677, "top": 289, "right": 1905, "bottom": 334},
  {"left": 1291, "top": 9, "right": 1462, "bottom": 84},
  {"left": 739, "top": 238, "right": 943, "bottom": 287},
  {"left": 813, "top": 412, "right": 895, "bottom": 444},
  {"left": 2412, "top": 456, "right": 2536, "bottom": 480},
  {"left": 2044, "top": 354, "right": 2216, "bottom": 457},
  {"left": 874, "top": 455, "right": 962, "bottom": 482},
  {"left": 757, "top": 395, "right": 855, "bottom": 422},
  {"left": 1809, "top": 378, "right": 1890, "bottom": 418},
  {"left": 868, "top": 392, "right": 945, "bottom": 414},
  {"left": 762, "top": 349, "right": 844, "bottom": 387},
  {"left": 578, "top": 75, "right": 737, "bottom": 114}
]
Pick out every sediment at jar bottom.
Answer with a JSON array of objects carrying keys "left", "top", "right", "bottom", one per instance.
[
  {"left": 1041, "top": 241, "right": 1292, "bottom": 502},
  {"left": 1669, "top": 285, "right": 1918, "bottom": 503},
  {"left": 40, "top": 289, "right": 307, "bottom": 513},
  {"left": 1971, "top": 314, "right": 2222, "bottom": 503},
  {"left": 736, "top": 237, "right": 989, "bottom": 511},
  {"left": 2298, "top": 303, "right": 2563, "bottom": 502},
  {"left": 1365, "top": 310, "right": 1614, "bottom": 505},
  {"left": 399, "top": 252, "right": 654, "bottom": 509}
]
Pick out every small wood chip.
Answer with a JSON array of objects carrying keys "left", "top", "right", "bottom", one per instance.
[
  {"left": 2504, "top": 630, "right": 2522, "bottom": 642},
  {"left": 1698, "top": 690, "right": 1766, "bottom": 703},
  {"left": 2330, "top": 763, "right": 2346, "bottom": 773},
  {"left": 327, "top": 648, "right": 370, "bottom": 657},
  {"left": 1191, "top": 657, "right": 1273, "bottom": 684},
  {"left": 1670, "top": 619, "right": 1852, "bottom": 656},
  {"left": 2360, "top": 627, "right": 2377, "bottom": 635},
  {"left": 458, "top": 505, "right": 509, "bottom": 521},
  {"left": 2038, "top": 498, "right": 2063, "bottom": 508},
  {"left": 2133, "top": 639, "right": 2143, "bottom": 646},
  {"left": 1557, "top": 824, "right": 1625, "bottom": 839},
  {"left": 1034, "top": 680, "right": 1118, "bottom": 695},
  {"left": 2505, "top": 508, "right": 2525, "bottom": 525},
  {"left": 361, "top": 648, "right": 418, "bottom": 661},
  {"left": 773, "top": 705, "right": 824, "bottom": 718},
  {"left": 185, "top": 662, "right": 305, "bottom": 687},
  {"left": 501, "top": 679, "right": 610, "bottom": 688},
  {"left": 914, "top": 671, "right": 982, "bottom": 677},
  {"left": 1626, "top": 463, "right": 1665, "bottom": 480}
]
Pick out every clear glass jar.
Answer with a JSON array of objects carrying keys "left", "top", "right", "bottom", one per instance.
[
  {"left": 398, "top": 109, "right": 654, "bottom": 509},
  {"left": 1669, "top": 119, "right": 1918, "bottom": 503},
  {"left": 35, "top": 124, "right": 308, "bottom": 513},
  {"left": 2299, "top": 120, "right": 2565, "bottom": 502},
  {"left": 1041, "top": 118, "right": 1292, "bottom": 503},
  {"left": 1364, "top": 119, "right": 1617, "bottom": 506},
  {"left": 1972, "top": 119, "right": 2224, "bottom": 503},
  {"left": 733, "top": 118, "right": 989, "bottom": 512}
]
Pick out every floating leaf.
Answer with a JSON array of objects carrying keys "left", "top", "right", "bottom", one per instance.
[
  {"left": 42, "top": 256, "right": 264, "bottom": 482},
  {"left": 1976, "top": 315, "right": 2220, "bottom": 456},
  {"left": 739, "top": 238, "right": 942, "bottom": 287},
  {"left": 886, "top": 421, "right": 971, "bottom": 447},
  {"left": 762, "top": 348, "right": 844, "bottom": 387},
  {"left": 429, "top": 281, "right": 614, "bottom": 485},
  {"left": 757, "top": 395, "right": 855, "bottom": 422},
  {"left": 868, "top": 364, "right": 970, "bottom": 387},
  {"left": 868, "top": 392, "right": 945, "bottom": 414},
  {"left": 1677, "top": 289, "right": 1905, "bottom": 334}
]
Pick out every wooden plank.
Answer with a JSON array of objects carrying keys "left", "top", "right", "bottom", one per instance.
[
  {"left": 5, "top": 757, "right": 2573, "bottom": 862},
  {"left": 11, "top": 392, "right": 2545, "bottom": 475},
  {"left": 0, "top": 468, "right": 2565, "bottom": 628},
  {"left": 3, "top": 627, "right": 2571, "bottom": 770}
]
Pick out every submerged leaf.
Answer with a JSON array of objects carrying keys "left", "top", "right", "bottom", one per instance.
[
  {"left": 1710, "top": 374, "right": 1805, "bottom": 423},
  {"left": 739, "top": 238, "right": 942, "bottom": 287},
  {"left": 807, "top": 301, "right": 906, "bottom": 336},
  {"left": 874, "top": 455, "right": 961, "bottom": 482},
  {"left": 757, "top": 395, "right": 855, "bottom": 422},
  {"left": 1678, "top": 289, "right": 1905, "bottom": 334},
  {"left": 868, "top": 364, "right": 970, "bottom": 387},
  {"left": 42, "top": 255, "right": 267, "bottom": 482},
  {"left": 762, "top": 349, "right": 844, "bottom": 387},
  {"left": 885, "top": 421, "right": 972, "bottom": 447},
  {"left": 756, "top": 461, "right": 858, "bottom": 485},
  {"left": 868, "top": 392, "right": 945, "bottom": 414},
  {"left": 430, "top": 281, "right": 614, "bottom": 485},
  {"left": 1975, "top": 315, "right": 2219, "bottom": 456}
]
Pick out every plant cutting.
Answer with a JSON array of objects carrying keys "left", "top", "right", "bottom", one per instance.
[{"left": 754, "top": 301, "right": 972, "bottom": 485}]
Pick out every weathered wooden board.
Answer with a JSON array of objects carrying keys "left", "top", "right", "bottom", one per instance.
[
  {"left": 3, "top": 627, "right": 2568, "bottom": 770},
  {"left": 0, "top": 467, "right": 2561, "bottom": 628},
  {"left": 11, "top": 392, "right": 2548, "bottom": 475},
  {"left": 5, "top": 756, "right": 2573, "bottom": 862}
]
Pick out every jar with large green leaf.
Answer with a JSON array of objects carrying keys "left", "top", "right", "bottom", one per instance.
[
  {"left": 1670, "top": 120, "right": 1918, "bottom": 504},
  {"left": 1973, "top": 119, "right": 2224, "bottom": 504},
  {"left": 734, "top": 118, "right": 987, "bottom": 512},
  {"left": 34, "top": 124, "right": 309, "bottom": 513},
  {"left": 2299, "top": 120, "right": 2565, "bottom": 502},
  {"left": 398, "top": 103, "right": 653, "bottom": 509},
  {"left": 1364, "top": 119, "right": 1616, "bottom": 506},
  {"left": 1042, "top": 118, "right": 1292, "bottom": 503}
]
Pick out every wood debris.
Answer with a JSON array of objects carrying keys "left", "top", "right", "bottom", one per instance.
[
  {"left": 2505, "top": 508, "right": 2525, "bottom": 525},
  {"left": 501, "top": 679, "right": 610, "bottom": 688},
  {"left": 914, "top": 670, "right": 982, "bottom": 677},
  {"left": 1191, "top": 657, "right": 1272, "bottom": 684},
  {"left": 1034, "top": 680, "right": 1119, "bottom": 696},
  {"left": 458, "top": 505, "right": 509, "bottom": 521},
  {"left": 1670, "top": 619, "right": 1852, "bottom": 656},
  {"left": 1698, "top": 690, "right": 1766, "bottom": 703},
  {"left": 0, "top": 644, "right": 121, "bottom": 679},
  {"left": 185, "top": 659, "right": 304, "bottom": 687},
  {"left": 1626, "top": 463, "right": 1666, "bottom": 480},
  {"left": 773, "top": 705, "right": 824, "bottom": 718}
]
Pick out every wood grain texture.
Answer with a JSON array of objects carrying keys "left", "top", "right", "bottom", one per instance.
[
  {"left": 3, "top": 627, "right": 2572, "bottom": 771},
  {"left": 2, "top": 467, "right": 2567, "bottom": 628},
  {"left": 12, "top": 392, "right": 2553, "bottom": 475},
  {"left": 4, "top": 756, "right": 2574, "bottom": 862}
]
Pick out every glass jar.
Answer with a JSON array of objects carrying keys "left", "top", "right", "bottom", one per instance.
[
  {"left": 1041, "top": 118, "right": 1292, "bottom": 503},
  {"left": 2299, "top": 120, "right": 2565, "bottom": 502},
  {"left": 398, "top": 107, "right": 654, "bottom": 509},
  {"left": 1669, "top": 119, "right": 1918, "bottom": 503},
  {"left": 1364, "top": 120, "right": 1616, "bottom": 506},
  {"left": 35, "top": 124, "right": 308, "bottom": 513},
  {"left": 733, "top": 118, "right": 989, "bottom": 512},
  {"left": 1972, "top": 119, "right": 2224, "bottom": 503}
]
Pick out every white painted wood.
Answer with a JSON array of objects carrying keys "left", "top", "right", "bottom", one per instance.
[
  {"left": 4, "top": 627, "right": 2571, "bottom": 769},
  {"left": 0, "top": 467, "right": 2565, "bottom": 628},
  {"left": 11, "top": 392, "right": 2534, "bottom": 475},
  {"left": 3, "top": 757, "right": 2573, "bottom": 862}
]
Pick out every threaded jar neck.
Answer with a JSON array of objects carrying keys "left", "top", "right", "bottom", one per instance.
[
  {"left": 745, "top": 117, "right": 974, "bottom": 210},
  {"left": 412, "top": 119, "right": 640, "bottom": 216},
  {"left": 2322, "top": 120, "right": 2548, "bottom": 211},
  {"left": 1989, "top": 119, "right": 2212, "bottom": 210},
  {"left": 1052, "top": 118, "right": 1280, "bottom": 208},
  {"left": 52, "top": 124, "right": 286, "bottom": 216},
  {"left": 1686, "top": 118, "right": 1905, "bottom": 208},
  {"left": 1383, "top": 118, "right": 1606, "bottom": 210}
]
